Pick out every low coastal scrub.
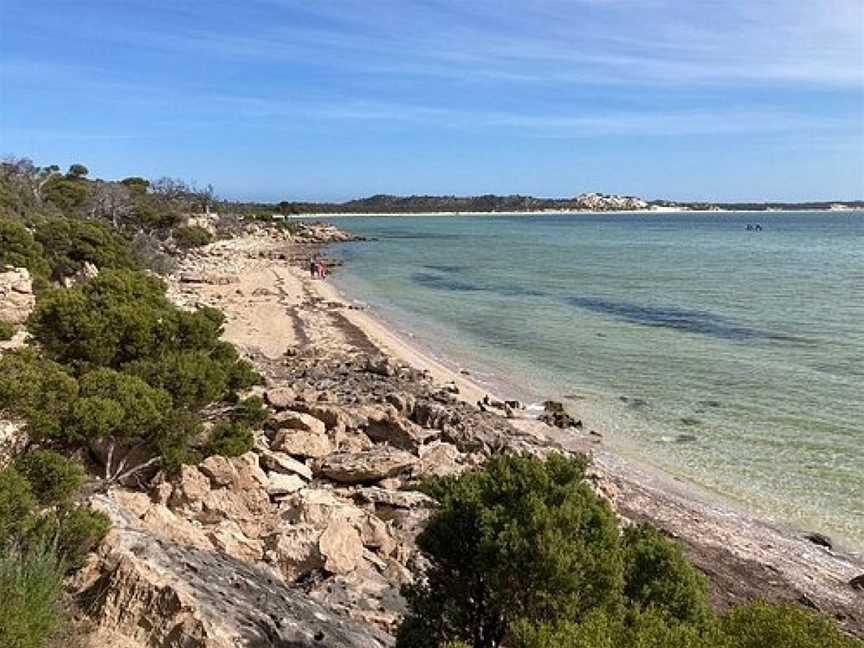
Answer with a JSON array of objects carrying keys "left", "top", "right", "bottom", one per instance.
[
  {"left": 0, "top": 321, "right": 14, "bottom": 340},
  {"left": 397, "top": 454, "right": 862, "bottom": 648},
  {"left": 173, "top": 224, "right": 214, "bottom": 248},
  {"left": 0, "top": 268, "right": 261, "bottom": 480},
  {"left": 0, "top": 453, "right": 110, "bottom": 647}
]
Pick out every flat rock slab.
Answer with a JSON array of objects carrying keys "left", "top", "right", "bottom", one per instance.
[{"left": 315, "top": 449, "right": 418, "bottom": 484}]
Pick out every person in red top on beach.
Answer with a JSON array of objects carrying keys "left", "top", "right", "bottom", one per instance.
[{"left": 318, "top": 260, "right": 328, "bottom": 280}]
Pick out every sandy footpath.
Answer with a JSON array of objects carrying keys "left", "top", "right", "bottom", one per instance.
[{"left": 170, "top": 232, "right": 864, "bottom": 635}]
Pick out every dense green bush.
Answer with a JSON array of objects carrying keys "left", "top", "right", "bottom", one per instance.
[
  {"left": 0, "top": 216, "right": 51, "bottom": 279},
  {"left": 0, "top": 349, "right": 80, "bottom": 440},
  {"left": 398, "top": 455, "right": 863, "bottom": 648},
  {"left": 21, "top": 269, "right": 259, "bottom": 480},
  {"left": 621, "top": 524, "right": 710, "bottom": 624},
  {"left": 0, "top": 543, "right": 65, "bottom": 648},
  {"left": 13, "top": 451, "right": 84, "bottom": 508},
  {"left": 173, "top": 224, "right": 213, "bottom": 248},
  {"left": 720, "top": 602, "right": 862, "bottom": 648},
  {"left": 33, "top": 507, "right": 110, "bottom": 570},
  {"left": 397, "top": 454, "right": 622, "bottom": 648},
  {"left": 33, "top": 216, "right": 139, "bottom": 280},
  {"left": 0, "top": 467, "right": 36, "bottom": 547},
  {"left": 510, "top": 607, "right": 727, "bottom": 648},
  {"left": 27, "top": 269, "right": 175, "bottom": 370},
  {"left": 0, "top": 320, "right": 15, "bottom": 340},
  {"left": 41, "top": 177, "right": 90, "bottom": 212},
  {"left": 204, "top": 420, "right": 254, "bottom": 458}
]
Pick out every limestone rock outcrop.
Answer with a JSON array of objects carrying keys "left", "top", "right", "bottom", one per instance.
[
  {"left": 79, "top": 494, "right": 391, "bottom": 647},
  {"left": 0, "top": 266, "right": 35, "bottom": 324}
]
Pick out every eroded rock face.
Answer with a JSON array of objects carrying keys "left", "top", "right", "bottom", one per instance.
[
  {"left": 0, "top": 267, "right": 35, "bottom": 324},
  {"left": 79, "top": 495, "right": 392, "bottom": 648}
]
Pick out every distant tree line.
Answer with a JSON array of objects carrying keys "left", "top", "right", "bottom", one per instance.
[{"left": 228, "top": 193, "right": 864, "bottom": 215}]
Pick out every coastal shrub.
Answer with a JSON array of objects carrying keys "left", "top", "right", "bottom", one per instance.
[
  {"left": 0, "top": 467, "right": 36, "bottom": 547},
  {"left": 32, "top": 216, "right": 139, "bottom": 280},
  {"left": 621, "top": 524, "right": 710, "bottom": 624},
  {"left": 32, "top": 506, "right": 111, "bottom": 570},
  {"left": 509, "top": 608, "right": 724, "bottom": 648},
  {"left": 0, "top": 349, "right": 80, "bottom": 440},
  {"left": 13, "top": 451, "right": 84, "bottom": 508},
  {"left": 397, "top": 453, "right": 622, "bottom": 648},
  {"left": 0, "top": 542, "right": 65, "bottom": 648},
  {"left": 41, "top": 176, "right": 90, "bottom": 212},
  {"left": 720, "top": 602, "right": 862, "bottom": 648},
  {"left": 0, "top": 320, "right": 15, "bottom": 340},
  {"left": 0, "top": 215, "right": 51, "bottom": 280},
  {"left": 204, "top": 420, "right": 254, "bottom": 458},
  {"left": 231, "top": 395, "right": 268, "bottom": 429},
  {"left": 27, "top": 269, "right": 175, "bottom": 370},
  {"left": 173, "top": 224, "right": 213, "bottom": 248}
]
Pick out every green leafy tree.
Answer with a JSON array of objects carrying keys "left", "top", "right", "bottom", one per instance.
[
  {"left": 66, "top": 164, "right": 89, "bottom": 179},
  {"left": 397, "top": 454, "right": 623, "bottom": 648},
  {"left": 120, "top": 176, "right": 150, "bottom": 194}
]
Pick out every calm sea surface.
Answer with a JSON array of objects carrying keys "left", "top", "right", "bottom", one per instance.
[{"left": 323, "top": 212, "right": 864, "bottom": 549}]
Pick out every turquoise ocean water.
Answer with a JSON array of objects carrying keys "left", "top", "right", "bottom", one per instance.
[{"left": 323, "top": 212, "right": 863, "bottom": 550}]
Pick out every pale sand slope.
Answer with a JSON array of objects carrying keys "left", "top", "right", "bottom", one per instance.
[{"left": 170, "top": 233, "right": 864, "bottom": 632}]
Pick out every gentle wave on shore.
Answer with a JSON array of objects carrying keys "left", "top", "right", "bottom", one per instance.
[{"left": 325, "top": 211, "right": 864, "bottom": 549}]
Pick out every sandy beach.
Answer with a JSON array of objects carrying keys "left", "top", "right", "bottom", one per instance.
[{"left": 170, "top": 229, "right": 864, "bottom": 635}]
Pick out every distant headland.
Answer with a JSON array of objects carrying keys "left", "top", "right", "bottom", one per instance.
[{"left": 248, "top": 192, "right": 864, "bottom": 215}]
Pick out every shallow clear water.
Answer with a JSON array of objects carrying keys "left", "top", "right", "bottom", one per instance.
[{"left": 324, "top": 212, "right": 864, "bottom": 549}]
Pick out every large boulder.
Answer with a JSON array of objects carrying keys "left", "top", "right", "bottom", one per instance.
[
  {"left": 363, "top": 409, "right": 438, "bottom": 451},
  {"left": 269, "top": 410, "right": 327, "bottom": 436},
  {"left": 266, "top": 523, "right": 326, "bottom": 581},
  {"left": 319, "top": 518, "right": 364, "bottom": 575},
  {"left": 265, "top": 386, "right": 297, "bottom": 409},
  {"left": 314, "top": 448, "right": 418, "bottom": 484},
  {"left": 272, "top": 428, "right": 333, "bottom": 458},
  {"left": 265, "top": 471, "right": 306, "bottom": 497},
  {"left": 0, "top": 267, "right": 35, "bottom": 325},
  {"left": 259, "top": 448, "right": 313, "bottom": 480}
]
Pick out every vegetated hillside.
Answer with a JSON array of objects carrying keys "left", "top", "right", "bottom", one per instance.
[{"left": 0, "top": 157, "right": 264, "bottom": 645}]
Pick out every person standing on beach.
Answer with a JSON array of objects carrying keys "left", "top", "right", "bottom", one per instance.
[
  {"left": 319, "top": 260, "right": 328, "bottom": 280},
  {"left": 310, "top": 258, "right": 318, "bottom": 279}
]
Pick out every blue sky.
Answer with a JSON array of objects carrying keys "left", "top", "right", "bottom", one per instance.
[{"left": 1, "top": 0, "right": 863, "bottom": 202}]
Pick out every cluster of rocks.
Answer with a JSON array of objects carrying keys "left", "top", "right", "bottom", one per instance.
[{"left": 76, "top": 347, "right": 553, "bottom": 646}]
